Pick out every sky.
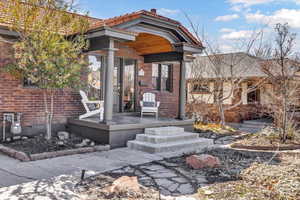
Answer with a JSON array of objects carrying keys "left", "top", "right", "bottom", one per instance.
[{"left": 76, "top": 0, "right": 300, "bottom": 52}]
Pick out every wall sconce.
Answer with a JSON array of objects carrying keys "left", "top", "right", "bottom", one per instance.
[{"left": 138, "top": 69, "right": 145, "bottom": 76}]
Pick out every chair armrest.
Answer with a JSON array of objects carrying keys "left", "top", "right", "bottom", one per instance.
[{"left": 156, "top": 101, "right": 160, "bottom": 108}]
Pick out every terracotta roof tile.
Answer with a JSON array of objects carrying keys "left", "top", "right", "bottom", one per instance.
[
  {"left": 89, "top": 10, "right": 202, "bottom": 46},
  {"left": 0, "top": 2, "right": 202, "bottom": 47}
]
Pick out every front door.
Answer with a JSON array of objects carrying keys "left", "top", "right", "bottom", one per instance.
[
  {"left": 113, "top": 58, "right": 136, "bottom": 113},
  {"left": 113, "top": 58, "right": 121, "bottom": 113}
]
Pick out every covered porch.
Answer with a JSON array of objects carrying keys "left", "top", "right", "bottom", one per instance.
[{"left": 69, "top": 9, "right": 203, "bottom": 148}]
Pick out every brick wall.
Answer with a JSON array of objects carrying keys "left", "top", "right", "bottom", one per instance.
[
  {"left": 138, "top": 62, "right": 180, "bottom": 118},
  {"left": 0, "top": 40, "right": 181, "bottom": 135},
  {"left": 0, "top": 41, "right": 84, "bottom": 135}
]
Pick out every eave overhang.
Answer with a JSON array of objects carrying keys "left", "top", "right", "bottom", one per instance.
[{"left": 86, "top": 26, "right": 136, "bottom": 41}]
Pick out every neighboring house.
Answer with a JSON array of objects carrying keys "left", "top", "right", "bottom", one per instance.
[
  {"left": 186, "top": 53, "right": 300, "bottom": 123},
  {"left": 0, "top": 6, "right": 203, "bottom": 147}
]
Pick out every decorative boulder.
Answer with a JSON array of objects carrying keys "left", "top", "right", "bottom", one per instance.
[
  {"left": 186, "top": 154, "right": 221, "bottom": 169},
  {"left": 106, "top": 176, "right": 141, "bottom": 194},
  {"left": 57, "top": 131, "right": 69, "bottom": 140}
]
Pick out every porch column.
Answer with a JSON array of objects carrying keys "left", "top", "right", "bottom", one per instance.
[
  {"left": 179, "top": 60, "right": 187, "bottom": 120},
  {"left": 103, "top": 39, "right": 115, "bottom": 123}
]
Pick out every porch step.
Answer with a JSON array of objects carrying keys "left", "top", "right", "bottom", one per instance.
[
  {"left": 239, "top": 127, "right": 262, "bottom": 134},
  {"left": 127, "top": 126, "right": 213, "bottom": 154},
  {"left": 239, "top": 123, "right": 267, "bottom": 129},
  {"left": 145, "top": 126, "right": 185, "bottom": 136},
  {"left": 243, "top": 120, "right": 272, "bottom": 127},
  {"left": 127, "top": 138, "right": 213, "bottom": 154},
  {"left": 136, "top": 132, "right": 198, "bottom": 144}
]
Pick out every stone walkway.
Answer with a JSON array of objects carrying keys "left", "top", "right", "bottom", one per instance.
[{"left": 0, "top": 144, "right": 214, "bottom": 200}]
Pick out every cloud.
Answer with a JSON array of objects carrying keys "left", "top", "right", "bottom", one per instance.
[
  {"left": 246, "top": 9, "right": 300, "bottom": 28},
  {"left": 228, "top": 0, "right": 274, "bottom": 7},
  {"left": 215, "top": 14, "right": 240, "bottom": 22},
  {"left": 228, "top": 0, "right": 300, "bottom": 11},
  {"left": 221, "top": 30, "right": 253, "bottom": 39},
  {"left": 157, "top": 8, "right": 180, "bottom": 16},
  {"left": 220, "top": 28, "right": 236, "bottom": 33}
]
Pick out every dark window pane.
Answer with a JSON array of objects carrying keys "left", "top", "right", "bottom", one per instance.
[
  {"left": 161, "top": 64, "right": 171, "bottom": 91},
  {"left": 152, "top": 64, "right": 159, "bottom": 90},
  {"left": 192, "top": 83, "right": 210, "bottom": 93},
  {"left": 23, "top": 77, "right": 37, "bottom": 87},
  {"left": 123, "top": 59, "right": 135, "bottom": 112}
]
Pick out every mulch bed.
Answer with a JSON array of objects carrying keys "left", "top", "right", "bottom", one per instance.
[
  {"left": 198, "top": 153, "right": 300, "bottom": 200},
  {"left": 231, "top": 143, "right": 300, "bottom": 151},
  {"left": 0, "top": 135, "right": 110, "bottom": 162},
  {"left": 75, "top": 148, "right": 281, "bottom": 199},
  {"left": 231, "top": 134, "right": 300, "bottom": 151}
]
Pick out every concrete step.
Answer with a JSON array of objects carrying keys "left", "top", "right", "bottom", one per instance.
[
  {"left": 127, "top": 138, "right": 213, "bottom": 154},
  {"left": 136, "top": 132, "right": 199, "bottom": 144},
  {"left": 239, "top": 123, "right": 267, "bottom": 129},
  {"left": 239, "top": 127, "right": 261, "bottom": 133},
  {"left": 243, "top": 120, "right": 272, "bottom": 126},
  {"left": 145, "top": 126, "right": 185, "bottom": 136}
]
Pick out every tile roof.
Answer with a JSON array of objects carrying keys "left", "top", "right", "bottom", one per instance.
[
  {"left": 89, "top": 10, "right": 201, "bottom": 46},
  {"left": 0, "top": 0, "right": 102, "bottom": 34},
  {"left": 0, "top": 2, "right": 201, "bottom": 47}
]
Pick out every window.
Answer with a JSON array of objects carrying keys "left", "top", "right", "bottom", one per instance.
[
  {"left": 247, "top": 83, "right": 260, "bottom": 104},
  {"left": 87, "top": 55, "right": 103, "bottom": 100},
  {"left": 152, "top": 63, "right": 173, "bottom": 92},
  {"left": 23, "top": 77, "right": 37, "bottom": 88},
  {"left": 191, "top": 83, "right": 210, "bottom": 93}
]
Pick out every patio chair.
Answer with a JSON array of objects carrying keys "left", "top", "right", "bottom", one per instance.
[
  {"left": 79, "top": 90, "right": 104, "bottom": 120},
  {"left": 140, "top": 92, "right": 160, "bottom": 119}
]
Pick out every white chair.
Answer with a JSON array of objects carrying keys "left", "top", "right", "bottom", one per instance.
[
  {"left": 79, "top": 90, "right": 104, "bottom": 120},
  {"left": 140, "top": 93, "right": 160, "bottom": 119}
]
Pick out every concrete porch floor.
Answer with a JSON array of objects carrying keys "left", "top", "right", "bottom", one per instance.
[{"left": 68, "top": 115, "right": 195, "bottom": 148}]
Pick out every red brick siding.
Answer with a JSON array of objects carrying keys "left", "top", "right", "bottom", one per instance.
[
  {"left": 138, "top": 62, "right": 180, "bottom": 118},
  {"left": 0, "top": 40, "right": 180, "bottom": 132},
  {"left": 0, "top": 41, "right": 84, "bottom": 129}
]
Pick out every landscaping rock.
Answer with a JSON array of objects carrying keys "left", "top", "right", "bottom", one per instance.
[
  {"left": 105, "top": 176, "right": 141, "bottom": 194},
  {"left": 186, "top": 154, "right": 221, "bottom": 169},
  {"left": 57, "top": 131, "right": 69, "bottom": 140},
  {"left": 15, "top": 151, "right": 30, "bottom": 162},
  {"left": 21, "top": 136, "right": 29, "bottom": 140},
  {"left": 57, "top": 140, "right": 65, "bottom": 146},
  {"left": 13, "top": 136, "right": 21, "bottom": 140}
]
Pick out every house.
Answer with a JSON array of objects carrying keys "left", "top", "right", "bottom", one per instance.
[
  {"left": 0, "top": 6, "right": 203, "bottom": 147},
  {"left": 186, "top": 52, "right": 300, "bottom": 123}
]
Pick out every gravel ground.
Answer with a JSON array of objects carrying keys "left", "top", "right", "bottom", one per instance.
[{"left": 2, "top": 134, "right": 99, "bottom": 154}]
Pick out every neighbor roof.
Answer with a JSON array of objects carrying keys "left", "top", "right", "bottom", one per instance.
[{"left": 188, "top": 52, "right": 300, "bottom": 79}]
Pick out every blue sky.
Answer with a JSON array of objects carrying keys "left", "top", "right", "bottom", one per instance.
[{"left": 77, "top": 0, "right": 300, "bottom": 52}]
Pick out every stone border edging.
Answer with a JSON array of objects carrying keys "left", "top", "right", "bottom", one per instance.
[
  {"left": 231, "top": 143, "right": 300, "bottom": 151},
  {"left": 0, "top": 144, "right": 110, "bottom": 162}
]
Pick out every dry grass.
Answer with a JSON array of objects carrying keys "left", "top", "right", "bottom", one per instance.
[
  {"left": 194, "top": 123, "right": 236, "bottom": 134},
  {"left": 197, "top": 153, "right": 300, "bottom": 200}
]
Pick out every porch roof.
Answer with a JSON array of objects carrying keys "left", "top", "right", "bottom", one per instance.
[{"left": 88, "top": 9, "right": 202, "bottom": 47}]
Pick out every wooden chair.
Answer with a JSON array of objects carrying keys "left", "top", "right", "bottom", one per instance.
[
  {"left": 140, "top": 93, "right": 160, "bottom": 119},
  {"left": 79, "top": 90, "right": 104, "bottom": 120}
]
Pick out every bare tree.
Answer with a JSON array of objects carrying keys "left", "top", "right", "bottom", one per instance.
[
  {"left": 255, "top": 23, "right": 300, "bottom": 143},
  {"left": 186, "top": 15, "right": 266, "bottom": 126}
]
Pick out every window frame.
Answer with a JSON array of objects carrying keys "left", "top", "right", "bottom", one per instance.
[
  {"left": 191, "top": 82, "right": 210, "bottom": 94},
  {"left": 152, "top": 63, "right": 173, "bottom": 92}
]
